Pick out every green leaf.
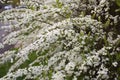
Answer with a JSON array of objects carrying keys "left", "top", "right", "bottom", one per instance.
[
  {"left": 55, "top": 0, "right": 63, "bottom": 8},
  {"left": 116, "top": 0, "right": 120, "bottom": 7},
  {"left": 104, "top": 19, "right": 110, "bottom": 28}
]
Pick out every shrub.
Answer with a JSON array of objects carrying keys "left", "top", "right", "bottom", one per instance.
[{"left": 0, "top": 0, "right": 120, "bottom": 80}]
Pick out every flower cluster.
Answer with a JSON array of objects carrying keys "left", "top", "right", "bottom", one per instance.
[{"left": 0, "top": 0, "right": 120, "bottom": 80}]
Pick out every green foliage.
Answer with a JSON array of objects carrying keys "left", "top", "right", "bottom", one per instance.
[
  {"left": 53, "top": 0, "right": 63, "bottom": 8},
  {"left": 12, "top": 0, "right": 20, "bottom": 6},
  {"left": 116, "top": 0, "right": 120, "bottom": 7},
  {"left": 2, "top": 0, "right": 20, "bottom": 7},
  {"left": 16, "top": 75, "right": 26, "bottom": 80},
  {"left": 104, "top": 19, "right": 110, "bottom": 28},
  {"left": 0, "top": 61, "right": 13, "bottom": 77},
  {"left": 19, "top": 51, "right": 38, "bottom": 69}
]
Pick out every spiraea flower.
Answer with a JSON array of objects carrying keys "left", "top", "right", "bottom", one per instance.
[{"left": 0, "top": 0, "right": 120, "bottom": 80}]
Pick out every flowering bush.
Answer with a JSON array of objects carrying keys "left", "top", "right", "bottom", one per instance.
[{"left": 0, "top": 0, "right": 120, "bottom": 80}]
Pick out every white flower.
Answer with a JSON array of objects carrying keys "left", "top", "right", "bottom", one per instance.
[
  {"left": 0, "top": 43, "right": 4, "bottom": 49},
  {"left": 97, "top": 64, "right": 108, "bottom": 76},
  {"left": 112, "top": 62, "right": 118, "bottom": 67},
  {"left": 10, "top": 58, "right": 13, "bottom": 63},
  {"left": 65, "top": 61, "right": 76, "bottom": 75},
  {"left": 52, "top": 71, "right": 65, "bottom": 80},
  {"left": 73, "top": 76, "right": 77, "bottom": 80},
  {"left": 100, "top": 0, "right": 106, "bottom": 5}
]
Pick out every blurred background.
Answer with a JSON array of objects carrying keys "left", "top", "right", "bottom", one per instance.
[
  {"left": 0, "top": 0, "right": 20, "bottom": 12},
  {"left": 0, "top": 0, "right": 20, "bottom": 53}
]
